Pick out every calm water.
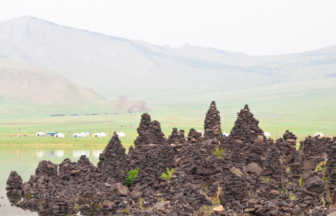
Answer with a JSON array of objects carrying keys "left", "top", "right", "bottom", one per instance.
[{"left": 0, "top": 146, "right": 106, "bottom": 216}]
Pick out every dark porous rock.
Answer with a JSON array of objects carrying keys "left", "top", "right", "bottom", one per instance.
[
  {"left": 35, "top": 160, "right": 58, "bottom": 178},
  {"left": 98, "top": 131, "right": 128, "bottom": 183},
  {"left": 167, "top": 127, "right": 186, "bottom": 154},
  {"left": 262, "top": 144, "right": 288, "bottom": 188},
  {"left": 134, "top": 113, "right": 166, "bottom": 147},
  {"left": 6, "top": 171, "right": 23, "bottom": 190},
  {"left": 305, "top": 175, "right": 325, "bottom": 194},
  {"left": 220, "top": 167, "right": 248, "bottom": 213},
  {"left": 275, "top": 130, "right": 298, "bottom": 159},
  {"left": 327, "top": 139, "right": 336, "bottom": 191},
  {"left": 203, "top": 101, "right": 223, "bottom": 151},
  {"left": 227, "top": 104, "right": 267, "bottom": 153},
  {"left": 246, "top": 162, "right": 263, "bottom": 174},
  {"left": 186, "top": 128, "right": 203, "bottom": 145}
]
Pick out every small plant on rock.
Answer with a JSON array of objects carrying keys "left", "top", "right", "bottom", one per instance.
[
  {"left": 289, "top": 194, "right": 296, "bottom": 201},
  {"left": 25, "top": 193, "right": 32, "bottom": 199},
  {"left": 74, "top": 203, "right": 80, "bottom": 211},
  {"left": 211, "top": 148, "right": 225, "bottom": 158},
  {"left": 125, "top": 169, "right": 139, "bottom": 187},
  {"left": 298, "top": 176, "right": 304, "bottom": 187},
  {"left": 261, "top": 176, "right": 270, "bottom": 182},
  {"left": 138, "top": 197, "right": 144, "bottom": 210},
  {"left": 122, "top": 209, "right": 130, "bottom": 214},
  {"left": 161, "top": 168, "right": 175, "bottom": 180}
]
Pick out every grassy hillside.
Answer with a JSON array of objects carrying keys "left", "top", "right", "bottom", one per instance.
[
  {"left": 1, "top": 16, "right": 335, "bottom": 101},
  {"left": 0, "top": 59, "right": 151, "bottom": 117}
]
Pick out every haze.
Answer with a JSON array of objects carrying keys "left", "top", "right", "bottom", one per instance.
[{"left": 1, "top": 0, "right": 336, "bottom": 55}]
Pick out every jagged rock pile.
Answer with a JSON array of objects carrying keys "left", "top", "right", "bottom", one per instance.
[
  {"left": 35, "top": 160, "right": 58, "bottom": 178},
  {"left": 326, "top": 137, "right": 336, "bottom": 191},
  {"left": 219, "top": 167, "right": 248, "bottom": 213},
  {"left": 167, "top": 127, "right": 186, "bottom": 153},
  {"left": 246, "top": 140, "right": 266, "bottom": 167},
  {"left": 203, "top": 101, "right": 222, "bottom": 149},
  {"left": 6, "top": 171, "right": 23, "bottom": 189},
  {"left": 98, "top": 132, "right": 128, "bottom": 183},
  {"left": 178, "top": 142, "right": 225, "bottom": 178},
  {"left": 227, "top": 104, "right": 266, "bottom": 147},
  {"left": 276, "top": 130, "right": 298, "bottom": 159},
  {"left": 291, "top": 175, "right": 326, "bottom": 215},
  {"left": 229, "top": 140, "right": 248, "bottom": 168},
  {"left": 134, "top": 113, "right": 166, "bottom": 147},
  {"left": 131, "top": 143, "right": 176, "bottom": 192},
  {"left": 262, "top": 144, "right": 287, "bottom": 188},
  {"left": 164, "top": 170, "right": 213, "bottom": 211},
  {"left": 186, "top": 128, "right": 203, "bottom": 145},
  {"left": 59, "top": 155, "right": 101, "bottom": 183},
  {"left": 300, "top": 136, "right": 327, "bottom": 161}
]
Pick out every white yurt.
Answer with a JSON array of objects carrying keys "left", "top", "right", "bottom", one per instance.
[
  {"left": 223, "top": 132, "right": 229, "bottom": 137},
  {"left": 54, "top": 133, "right": 65, "bottom": 138},
  {"left": 117, "top": 132, "right": 126, "bottom": 137},
  {"left": 92, "top": 133, "right": 101, "bottom": 138},
  {"left": 36, "top": 132, "right": 45, "bottom": 136},
  {"left": 264, "top": 132, "right": 271, "bottom": 137},
  {"left": 100, "top": 133, "right": 107, "bottom": 137},
  {"left": 314, "top": 132, "right": 324, "bottom": 137},
  {"left": 80, "top": 132, "right": 86, "bottom": 137},
  {"left": 73, "top": 133, "right": 84, "bottom": 138}
]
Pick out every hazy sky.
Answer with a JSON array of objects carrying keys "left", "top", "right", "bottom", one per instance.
[{"left": 0, "top": 0, "right": 335, "bottom": 55}]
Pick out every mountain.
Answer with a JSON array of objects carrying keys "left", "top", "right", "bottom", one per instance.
[
  {"left": 0, "top": 16, "right": 336, "bottom": 120},
  {"left": 0, "top": 59, "right": 151, "bottom": 117}
]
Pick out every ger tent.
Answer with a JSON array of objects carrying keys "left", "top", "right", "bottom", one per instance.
[
  {"left": 264, "top": 132, "right": 271, "bottom": 137},
  {"left": 314, "top": 132, "right": 324, "bottom": 137},
  {"left": 223, "top": 132, "right": 229, "bottom": 137},
  {"left": 100, "top": 133, "right": 107, "bottom": 137},
  {"left": 117, "top": 132, "right": 126, "bottom": 137},
  {"left": 36, "top": 132, "right": 45, "bottom": 136},
  {"left": 54, "top": 133, "right": 65, "bottom": 138}
]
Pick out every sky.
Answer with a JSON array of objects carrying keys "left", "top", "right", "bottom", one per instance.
[{"left": 0, "top": 0, "right": 336, "bottom": 55}]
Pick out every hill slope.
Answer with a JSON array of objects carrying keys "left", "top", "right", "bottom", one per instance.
[{"left": 0, "top": 59, "right": 151, "bottom": 117}]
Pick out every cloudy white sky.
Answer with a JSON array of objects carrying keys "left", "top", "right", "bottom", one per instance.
[{"left": 0, "top": 0, "right": 335, "bottom": 55}]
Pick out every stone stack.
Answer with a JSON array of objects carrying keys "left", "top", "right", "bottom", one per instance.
[
  {"left": 167, "top": 128, "right": 186, "bottom": 154},
  {"left": 35, "top": 160, "right": 58, "bottom": 178},
  {"left": 134, "top": 113, "right": 166, "bottom": 147},
  {"left": 186, "top": 128, "right": 202, "bottom": 145},
  {"left": 164, "top": 170, "right": 213, "bottom": 211},
  {"left": 203, "top": 101, "right": 222, "bottom": 141},
  {"left": 300, "top": 136, "right": 326, "bottom": 162},
  {"left": 227, "top": 104, "right": 266, "bottom": 147},
  {"left": 262, "top": 144, "right": 288, "bottom": 188},
  {"left": 292, "top": 175, "right": 326, "bottom": 215},
  {"left": 131, "top": 143, "right": 176, "bottom": 190},
  {"left": 246, "top": 140, "right": 266, "bottom": 167},
  {"left": 326, "top": 137, "right": 336, "bottom": 191},
  {"left": 59, "top": 155, "right": 101, "bottom": 183},
  {"left": 98, "top": 132, "right": 128, "bottom": 183},
  {"left": 6, "top": 171, "right": 23, "bottom": 190},
  {"left": 229, "top": 140, "right": 248, "bottom": 169},
  {"left": 276, "top": 130, "right": 298, "bottom": 164},
  {"left": 220, "top": 167, "right": 249, "bottom": 213}
]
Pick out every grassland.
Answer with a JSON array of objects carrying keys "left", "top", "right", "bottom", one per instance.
[{"left": 1, "top": 77, "right": 335, "bottom": 145}]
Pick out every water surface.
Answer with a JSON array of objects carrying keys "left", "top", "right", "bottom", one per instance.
[{"left": 0, "top": 145, "right": 106, "bottom": 216}]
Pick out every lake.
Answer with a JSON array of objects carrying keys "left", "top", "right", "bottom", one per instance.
[{"left": 0, "top": 145, "right": 108, "bottom": 216}]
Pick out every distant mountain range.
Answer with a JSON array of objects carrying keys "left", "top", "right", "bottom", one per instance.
[{"left": 0, "top": 16, "right": 336, "bottom": 117}]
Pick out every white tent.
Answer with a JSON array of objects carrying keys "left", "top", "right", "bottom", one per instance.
[
  {"left": 54, "top": 133, "right": 65, "bottom": 138},
  {"left": 264, "top": 132, "right": 271, "bottom": 137},
  {"left": 314, "top": 132, "right": 324, "bottom": 137},
  {"left": 223, "top": 132, "right": 229, "bottom": 137},
  {"left": 92, "top": 133, "right": 101, "bottom": 138},
  {"left": 36, "top": 132, "right": 45, "bottom": 136},
  {"left": 80, "top": 132, "right": 86, "bottom": 137},
  {"left": 117, "top": 132, "right": 126, "bottom": 137},
  {"left": 100, "top": 133, "right": 107, "bottom": 137},
  {"left": 73, "top": 133, "right": 84, "bottom": 138}
]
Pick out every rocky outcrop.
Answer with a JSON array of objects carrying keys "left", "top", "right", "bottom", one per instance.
[{"left": 6, "top": 171, "right": 22, "bottom": 190}]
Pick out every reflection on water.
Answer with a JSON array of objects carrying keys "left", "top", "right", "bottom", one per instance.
[
  {"left": 0, "top": 146, "right": 106, "bottom": 216},
  {"left": 73, "top": 150, "right": 90, "bottom": 157}
]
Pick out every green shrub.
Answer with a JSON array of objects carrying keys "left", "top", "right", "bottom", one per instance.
[
  {"left": 161, "top": 168, "right": 175, "bottom": 180},
  {"left": 125, "top": 169, "right": 139, "bottom": 187},
  {"left": 211, "top": 148, "right": 225, "bottom": 158},
  {"left": 25, "top": 193, "right": 32, "bottom": 199}
]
